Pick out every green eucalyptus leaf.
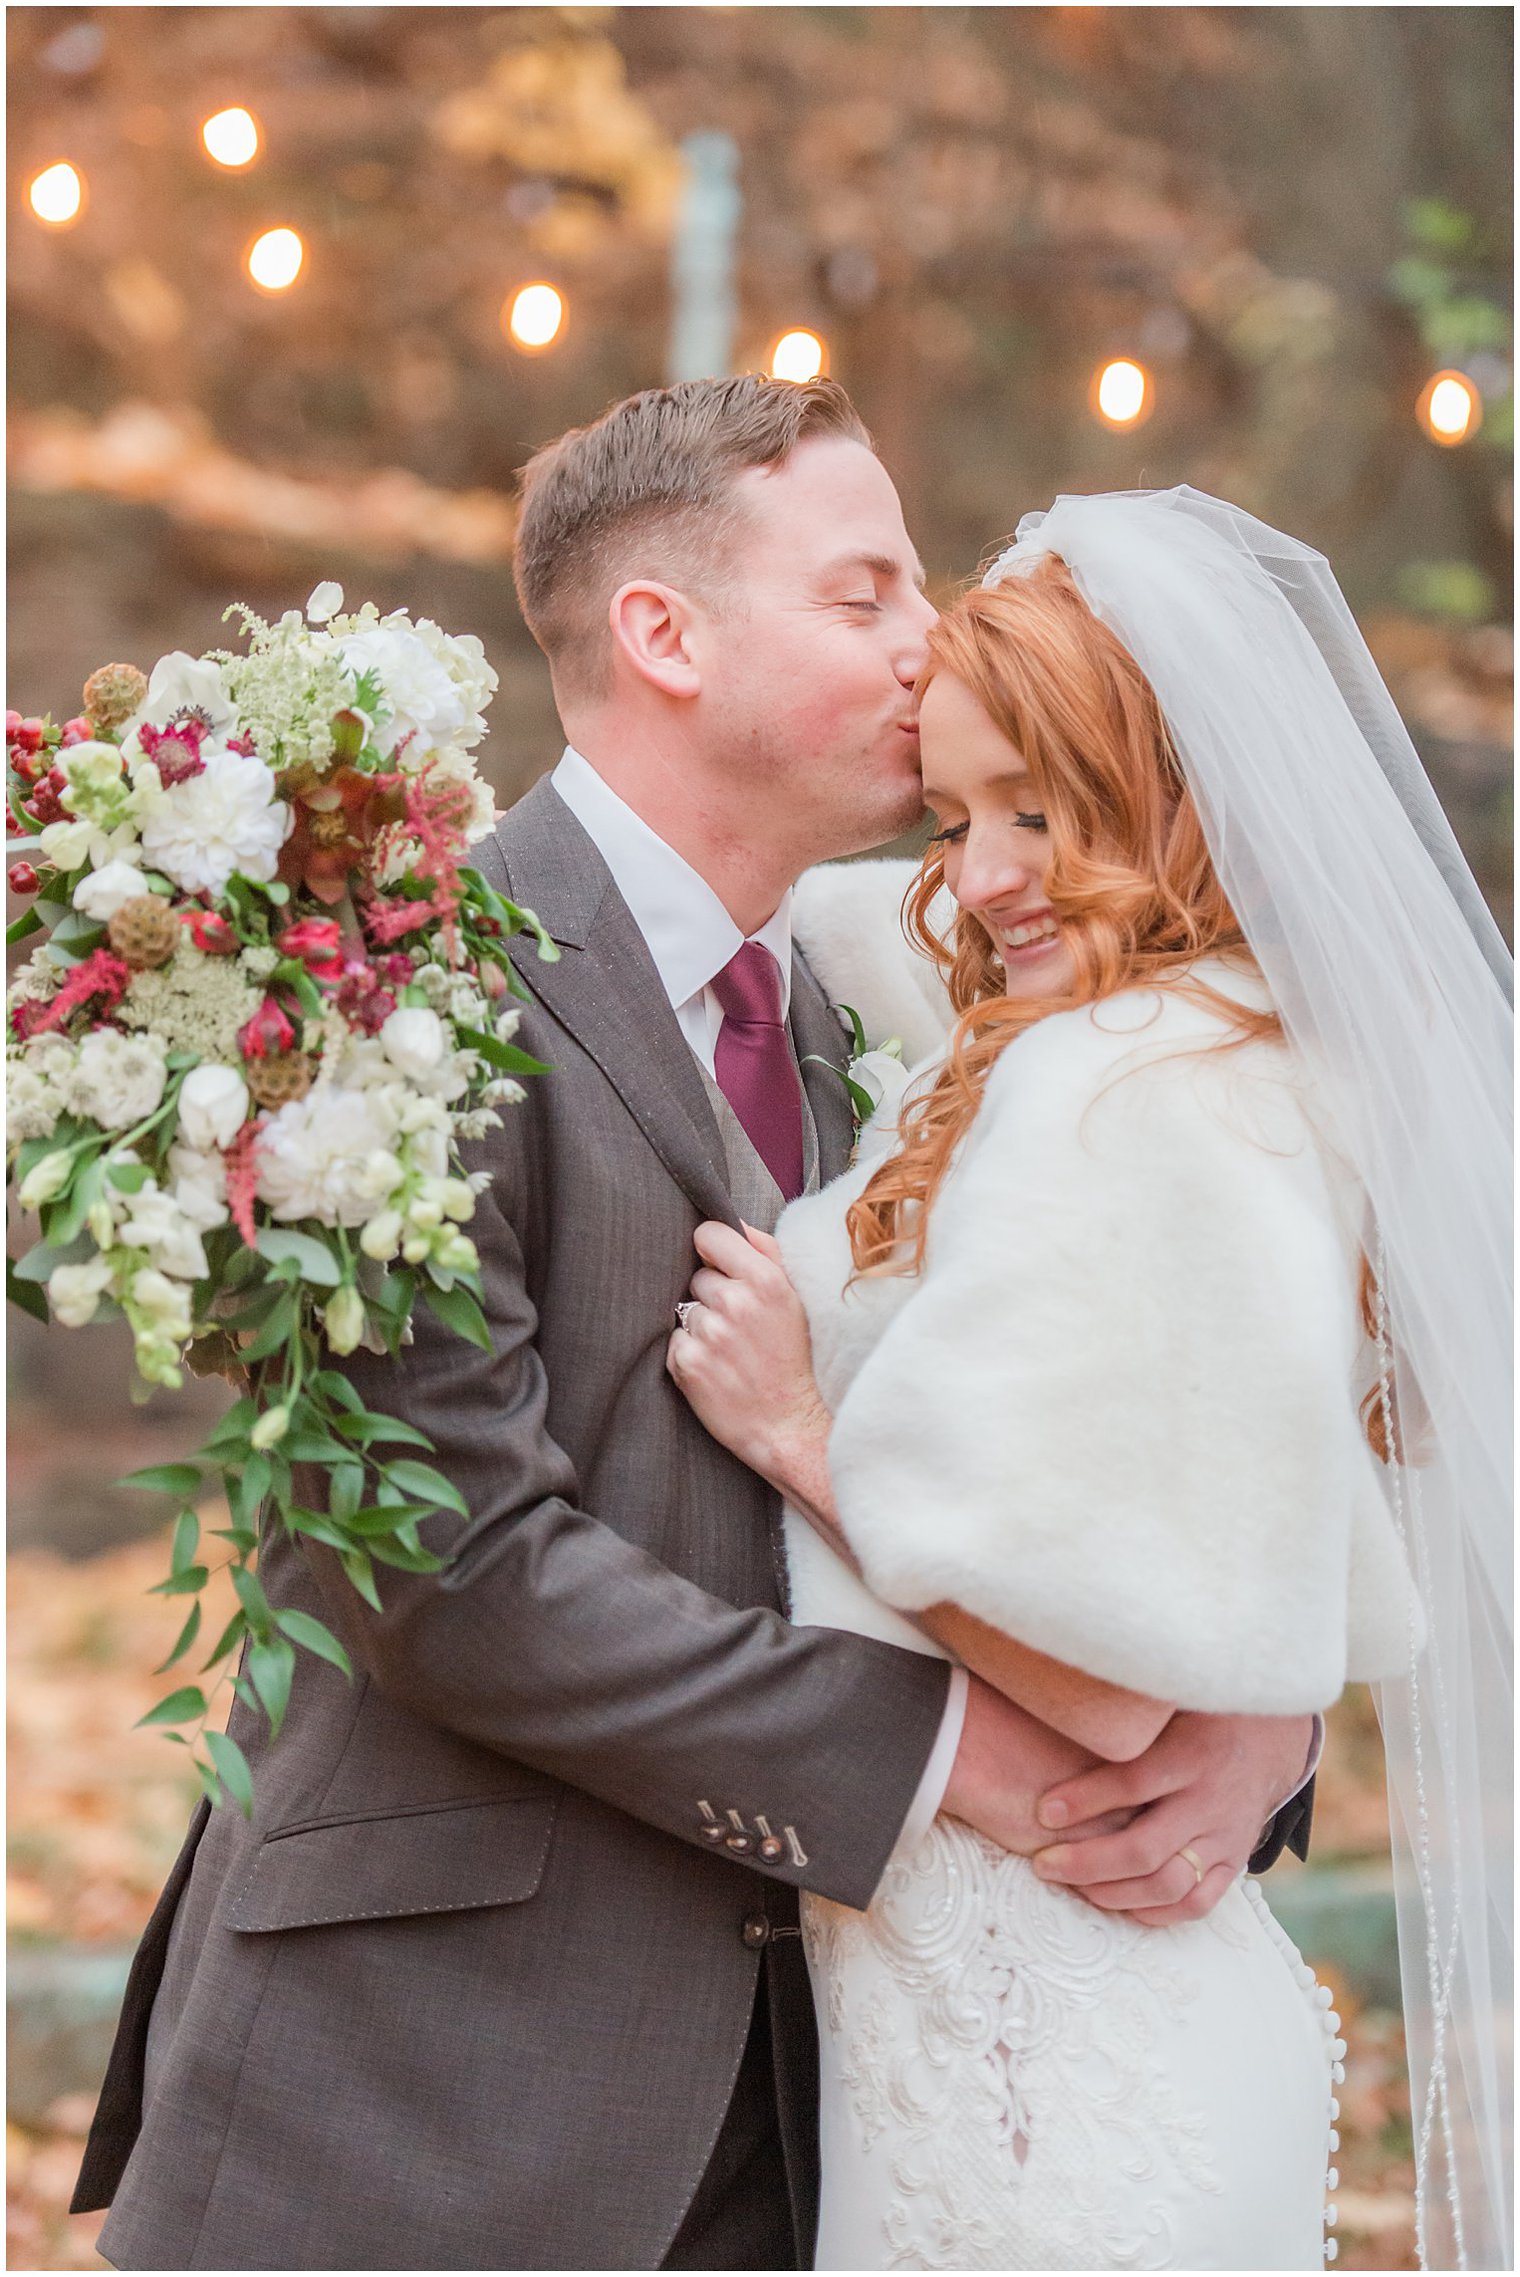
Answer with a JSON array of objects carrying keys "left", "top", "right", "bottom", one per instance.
[
  {"left": 200, "top": 1608, "right": 250, "bottom": 1671},
  {"left": 340, "top": 1547, "right": 383, "bottom": 1612},
  {"left": 148, "top": 1565, "right": 209, "bottom": 1597},
  {"left": 420, "top": 1279, "right": 492, "bottom": 1353},
  {"left": 137, "top": 1685, "right": 208, "bottom": 1728},
  {"left": 255, "top": 1229, "right": 342, "bottom": 1287},
  {"left": 275, "top": 1607, "right": 353, "bottom": 1680},
  {"left": 232, "top": 1565, "right": 274, "bottom": 1635},
  {"left": 206, "top": 1729, "right": 255, "bottom": 1816},
  {"left": 170, "top": 1506, "right": 200, "bottom": 1575},
  {"left": 154, "top": 1599, "right": 203, "bottom": 1675},
  {"left": 247, "top": 1636, "right": 296, "bottom": 1738},
  {"left": 6, "top": 1258, "right": 49, "bottom": 1322},
  {"left": 121, "top": 1462, "right": 203, "bottom": 1497},
  {"left": 380, "top": 1459, "right": 468, "bottom": 1519}
]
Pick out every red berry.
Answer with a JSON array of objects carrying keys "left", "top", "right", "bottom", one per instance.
[
  {"left": 15, "top": 718, "right": 46, "bottom": 754},
  {"left": 5, "top": 711, "right": 23, "bottom": 742},
  {"left": 59, "top": 716, "right": 92, "bottom": 746},
  {"left": 8, "top": 861, "right": 39, "bottom": 894}
]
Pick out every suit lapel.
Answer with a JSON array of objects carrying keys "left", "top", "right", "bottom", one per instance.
[
  {"left": 789, "top": 948, "right": 856, "bottom": 1181},
  {"left": 487, "top": 781, "right": 739, "bottom": 1229}
]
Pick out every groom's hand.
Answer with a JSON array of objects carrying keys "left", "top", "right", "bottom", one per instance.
[
  {"left": 940, "top": 1677, "right": 1136, "bottom": 1856},
  {"left": 1026, "top": 1710, "right": 1316, "bottom": 1925}
]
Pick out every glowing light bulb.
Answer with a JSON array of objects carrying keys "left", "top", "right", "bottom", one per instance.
[
  {"left": 770, "top": 329, "right": 826, "bottom": 384},
  {"left": 1418, "top": 370, "right": 1481, "bottom": 447},
  {"left": 247, "top": 227, "right": 304, "bottom": 292},
  {"left": 29, "top": 162, "right": 84, "bottom": 227},
  {"left": 203, "top": 107, "right": 260, "bottom": 168},
  {"left": 505, "top": 283, "right": 566, "bottom": 352},
  {"left": 1094, "top": 359, "right": 1151, "bottom": 428}
]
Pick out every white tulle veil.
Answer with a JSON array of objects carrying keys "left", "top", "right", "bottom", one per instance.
[{"left": 983, "top": 488, "right": 1512, "bottom": 2271}]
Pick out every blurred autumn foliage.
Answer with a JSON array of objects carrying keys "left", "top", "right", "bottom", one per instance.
[{"left": 7, "top": 7, "right": 1509, "bottom": 2271}]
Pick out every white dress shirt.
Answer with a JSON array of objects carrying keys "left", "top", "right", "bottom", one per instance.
[{"left": 550, "top": 746, "right": 967, "bottom": 1849}]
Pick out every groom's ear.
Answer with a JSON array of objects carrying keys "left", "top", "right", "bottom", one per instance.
[{"left": 608, "top": 580, "right": 703, "bottom": 701}]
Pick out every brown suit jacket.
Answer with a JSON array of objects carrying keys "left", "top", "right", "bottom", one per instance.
[{"left": 76, "top": 780, "right": 951, "bottom": 2269}]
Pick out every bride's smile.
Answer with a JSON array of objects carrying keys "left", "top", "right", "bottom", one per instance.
[{"left": 917, "top": 666, "right": 1076, "bottom": 1001}]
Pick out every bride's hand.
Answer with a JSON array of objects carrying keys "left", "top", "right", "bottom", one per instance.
[{"left": 667, "top": 1221, "right": 829, "bottom": 1488}]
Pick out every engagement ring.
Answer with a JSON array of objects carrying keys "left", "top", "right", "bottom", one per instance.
[{"left": 674, "top": 1302, "right": 699, "bottom": 1333}]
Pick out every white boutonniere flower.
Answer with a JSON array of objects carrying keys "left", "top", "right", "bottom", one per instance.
[{"left": 808, "top": 1002, "right": 909, "bottom": 1153}]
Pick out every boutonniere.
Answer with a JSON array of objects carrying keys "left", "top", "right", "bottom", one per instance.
[{"left": 807, "top": 1001, "right": 911, "bottom": 1145}]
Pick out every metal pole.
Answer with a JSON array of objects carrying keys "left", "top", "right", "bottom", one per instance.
[{"left": 668, "top": 131, "right": 741, "bottom": 384}]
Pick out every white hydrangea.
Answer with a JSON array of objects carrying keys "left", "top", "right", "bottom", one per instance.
[
  {"left": 6, "top": 1037, "right": 76, "bottom": 1143},
  {"left": 136, "top": 743, "right": 292, "bottom": 896},
  {"left": 254, "top": 1083, "right": 408, "bottom": 1226},
  {"left": 62, "top": 1028, "right": 169, "bottom": 1132}
]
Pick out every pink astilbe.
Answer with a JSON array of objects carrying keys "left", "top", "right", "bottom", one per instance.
[
  {"left": 360, "top": 896, "right": 436, "bottom": 948},
  {"left": 12, "top": 949, "right": 133, "bottom": 1039},
  {"left": 222, "top": 1117, "right": 265, "bottom": 1249},
  {"left": 401, "top": 765, "right": 476, "bottom": 960}
]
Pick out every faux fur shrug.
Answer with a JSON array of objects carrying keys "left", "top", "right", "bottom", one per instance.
[{"left": 784, "top": 860, "right": 1417, "bottom": 1714}]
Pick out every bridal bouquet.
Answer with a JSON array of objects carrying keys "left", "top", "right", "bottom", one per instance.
[{"left": 5, "top": 585, "right": 552, "bottom": 1809}]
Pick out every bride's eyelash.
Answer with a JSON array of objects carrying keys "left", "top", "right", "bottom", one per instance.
[{"left": 928, "top": 813, "right": 1048, "bottom": 846}]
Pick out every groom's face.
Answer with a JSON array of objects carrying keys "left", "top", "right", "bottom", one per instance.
[{"left": 700, "top": 437, "right": 936, "bottom": 853}]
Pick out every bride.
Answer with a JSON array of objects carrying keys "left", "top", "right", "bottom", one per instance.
[{"left": 667, "top": 491, "right": 1511, "bottom": 2271}]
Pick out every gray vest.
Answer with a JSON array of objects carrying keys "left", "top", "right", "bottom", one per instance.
[{"left": 696, "top": 1029, "right": 823, "bottom": 1231}]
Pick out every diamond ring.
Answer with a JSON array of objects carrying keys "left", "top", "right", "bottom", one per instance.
[{"left": 674, "top": 1302, "right": 699, "bottom": 1333}]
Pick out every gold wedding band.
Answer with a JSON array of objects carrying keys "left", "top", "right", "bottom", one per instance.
[{"left": 1178, "top": 1845, "right": 1205, "bottom": 1888}]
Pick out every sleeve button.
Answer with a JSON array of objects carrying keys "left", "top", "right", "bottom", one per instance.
[
  {"left": 758, "top": 1835, "right": 784, "bottom": 1862},
  {"left": 725, "top": 1833, "right": 753, "bottom": 1854}
]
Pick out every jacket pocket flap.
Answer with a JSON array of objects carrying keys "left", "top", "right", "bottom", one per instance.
[{"left": 229, "top": 1794, "right": 557, "bottom": 1933}]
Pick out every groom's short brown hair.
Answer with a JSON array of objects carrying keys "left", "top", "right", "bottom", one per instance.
[{"left": 513, "top": 374, "right": 872, "bottom": 696}]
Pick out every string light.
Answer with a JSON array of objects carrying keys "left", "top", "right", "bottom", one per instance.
[
  {"left": 247, "top": 228, "right": 304, "bottom": 293},
  {"left": 504, "top": 283, "right": 566, "bottom": 352},
  {"left": 28, "top": 162, "right": 84, "bottom": 227},
  {"left": 1417, "top": 370, "right": 1481, "bottom": 447},
  {"left": 202, "top": 107, "right": 260, "bottom": 169},
  {"left": 770, "top": 329, "right": 827, "bottom": 383},
  {"left": 1093, "top": 358, "right": 1151, "bottom": 429}
]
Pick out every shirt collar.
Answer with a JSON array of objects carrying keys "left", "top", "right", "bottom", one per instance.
[{"left": 550, "top": 746, "right": 792, "bottom": 1015}]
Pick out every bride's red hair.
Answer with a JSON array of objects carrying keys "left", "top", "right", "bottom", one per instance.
[{"left": 847, "top": 556, "right": 1283, "bottom": 1279}]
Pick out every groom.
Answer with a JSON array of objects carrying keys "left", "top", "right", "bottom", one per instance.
[{"left": 77, "top": 375, "right": 1316, "bottom": 2270}]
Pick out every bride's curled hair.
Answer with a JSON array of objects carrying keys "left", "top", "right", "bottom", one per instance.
[{"left": 847, "top": 555, "right": 1283, "bottom": 1279}]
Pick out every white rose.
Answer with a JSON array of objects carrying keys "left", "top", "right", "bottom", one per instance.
[
  {"left": 177, "top": 1063, "right": 250, "bottom": 1151},
  {"left": 65, "top": 1029, "right": 169, "bottom": 1132},
  {"left": 49, "top": 1254, "right": 116, "bottom": 1328},
  {"left": 165, "top": 1141, "right": 230, "bottom": 1232},
  {"left": 117, "top": 1181, "right": 210, "bottom": 1280},
  {"left": 380, "top": 1007, "right": 446, "bottom": 1081},
  {"left": 850, "top": 1045, "right": 910, "bottom": 1117},
  {"left": 138, "top": 745, "right": 292, "bottom": 897},
  {"left": 73, "top": 859, "right": 155, "bottom": 923},
  {"left": 129, "top": 1266, "right": 193, "bottom": 1340},
  {"left": 254, "top": 1084, "right": 409, "bottom": 1226},
  {"left": 338, "top": 621, "right": 470, "bottom": 759},
  {"left": 306, "top": 581, "right": 344, "bottom": 624}
]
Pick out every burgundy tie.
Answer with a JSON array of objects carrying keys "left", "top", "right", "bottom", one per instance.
[{"left": 711, "top": 942, "right": 806, "bottom": 1202}]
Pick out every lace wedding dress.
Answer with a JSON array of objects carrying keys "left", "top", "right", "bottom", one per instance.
[
  {"left": 786, "top": 1505, "right": 1342, "bottom": 2271},
  {"left": 775, "top": 877, "right": 1417, "bottom": 2268}
]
